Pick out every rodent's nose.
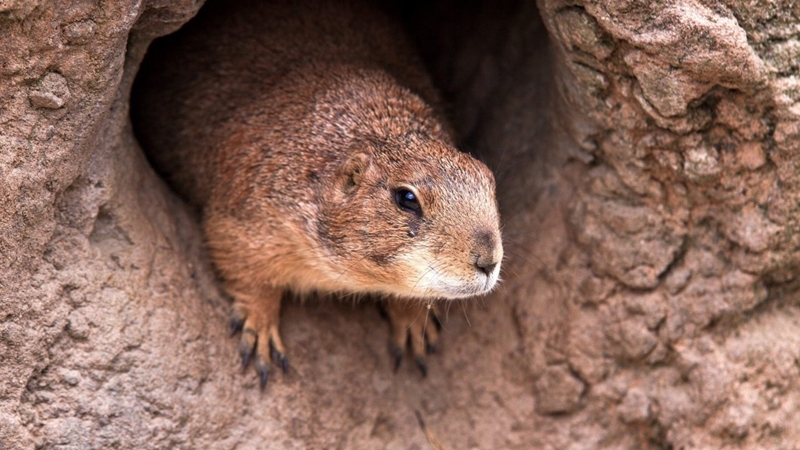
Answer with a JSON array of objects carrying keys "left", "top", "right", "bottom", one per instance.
[
  {"left": 474, "top": 230, "right": 501, "bottom": 276},
  {"left": 475, "top": 259, "right": 498, "bottom": 276}
]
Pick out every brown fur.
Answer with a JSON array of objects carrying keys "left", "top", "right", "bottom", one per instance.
[{"left": 133, "top": 0, "right": 503, "bottom": 380}]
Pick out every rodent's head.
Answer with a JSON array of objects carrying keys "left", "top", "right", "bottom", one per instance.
[{"left": 318, "top": 136, "right": 503, "bottom": 300}]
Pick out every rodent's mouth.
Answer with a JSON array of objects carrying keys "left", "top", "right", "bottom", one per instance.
[
  {"left": 412, "top": 273, "right": 499, "bottom": 300},
  {"left": 391, "top": 253, "right": 501, "bottom": 299}
]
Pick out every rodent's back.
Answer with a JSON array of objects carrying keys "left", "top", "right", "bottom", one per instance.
[{"left": 132, "top": 0, "right": 444, "bottom": 206}]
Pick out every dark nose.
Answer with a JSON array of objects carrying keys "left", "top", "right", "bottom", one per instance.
[
  {"left": 475, "top": 259, "right": 497, "bottom": 276},
  {"left": 474, "top": 231, "right": 500, "bottom": 276}
]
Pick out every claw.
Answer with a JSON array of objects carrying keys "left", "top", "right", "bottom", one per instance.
[
  {"left": 415, "top": 356, "right": 428, "bottom": 378},
  {"left": 269, "top": 341, "right": 278, "bottom": 362},
  {"left": 392, "top": 346, "right": 404, "bottom": 373},
  {"left": 255, "top": 353, "right": 270, "bottom": 388},
  {"left": 269, "top": 340, "right": 289, "bottom": 373},
  {"left": 229, "top": 316, "right": 245, "bottom": 336},
  {"left": 239, "top": 329, "right": 257, "bottom": 368},
  {"left": 241, "top": 347, "right": 253, "bottom": 369},
  {"left": 258, "top": 365, "right": 269, "bottom": 389}
]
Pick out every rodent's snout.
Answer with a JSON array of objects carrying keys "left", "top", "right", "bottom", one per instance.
[
  {"left": 475, "top": 259, "right": 498, "bottom": 276},
  {"left": 393, "top": 225, "right": 503, "bottom": 299},
  {"left": 472, "top": 230, "right": 503, "bottom": 285}
]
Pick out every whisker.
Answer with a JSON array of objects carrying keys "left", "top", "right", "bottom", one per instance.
[
  {"left": 445, "top": 299, "right": 453, "bottom": 322},
  {"left": 413, "top": 265, "right": 434, "bottom": 291},
  {"left": 461, "top": 300, "right": 472, "bottom": 327},
  {"left": 422, "top": 301, "right": 431, "bottom": 342},
  {"left": 333, "top": 250, "right": 373, "bottom": 285}
]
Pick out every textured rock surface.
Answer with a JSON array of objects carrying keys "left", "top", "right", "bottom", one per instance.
[{"left": 2, "top": 0, "right": 800, "bottom": 449}]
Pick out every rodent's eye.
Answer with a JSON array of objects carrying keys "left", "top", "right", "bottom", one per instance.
[{"left": 393, "top": 188, "right": 422, "bottom": 215}]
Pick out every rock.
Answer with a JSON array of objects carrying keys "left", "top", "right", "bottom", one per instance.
[
  {"left": 66, "top": 309, "right": 90, "bottom": 340},
  {"left": 28, "top": 72, "right": 70, "bottom": 109},
  {"left": 722, "top": 203, "right": 779, "bottom": 253},
  {"left": 533, "top": 365, "right": 585, "bottom": 415},
  {"left": 618, "top": 388, "right": 651, "bottom": 424},
  {"left": 738, "top": 142, "right": 766, "bottom": 170},
  {"left": 63, "top": 20, "right": 97, "bottom": 45}
]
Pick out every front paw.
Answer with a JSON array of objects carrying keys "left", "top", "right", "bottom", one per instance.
[
  {"left": 229, "top": 292, "right": 287, "bottom": 389},
  {"left": 382, "top": 300, "right": 441, "bottom": 377}
]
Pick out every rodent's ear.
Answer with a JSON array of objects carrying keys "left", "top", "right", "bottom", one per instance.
[{"left": 337, "top": 152, "right": 372, "bottom": 192}]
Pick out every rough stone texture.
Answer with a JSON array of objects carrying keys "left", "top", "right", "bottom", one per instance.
[
  {"left": 2, "top": 0, "right": 800, "bottom": 449},
  {"left": 533, "top": 365, "right": 585, "bottom": 414},
  {"left": 414, "top": 0, "right": 800, "bottom": 448}
]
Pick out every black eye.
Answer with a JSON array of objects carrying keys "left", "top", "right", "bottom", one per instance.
[{"left": 394, "top": 188, "right": 422, "bottom": 215}]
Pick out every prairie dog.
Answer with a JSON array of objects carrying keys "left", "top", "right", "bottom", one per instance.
[{"left": 133, "top": 0, "right": 503, "bottom": 384}]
